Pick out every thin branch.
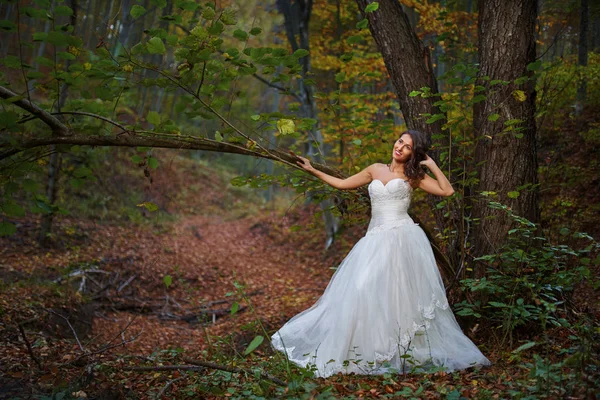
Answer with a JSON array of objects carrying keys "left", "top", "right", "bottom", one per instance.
[
  {"left": 183, "top": 358, "right": 287, "bottom": 386},
  {"left": 17, "top": 322, "right": 43, "bottom": 369},
  {"left": 250, "top": 72, "right": 302, "bottom": 103},
  {"left": 0, "top": 85, "right": 69, "bottom": 136},
  {"left": 45, "top": 308, "right": 86, "bottom": 353},
  {"left": 123, "top": 365, "right": 203, "bottom": 372},
  {"left": 157, "top": 377, "right": 185, "bottom": 399},
  {"left": 18, "top": 111, "right": 130, "bottom": 133}
]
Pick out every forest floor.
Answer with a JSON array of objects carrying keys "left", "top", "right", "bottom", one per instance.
[{"left": 0, "top": 154, "right": 598, "bottom": 399}]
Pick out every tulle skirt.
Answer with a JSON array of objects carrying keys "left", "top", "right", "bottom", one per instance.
[{"left": 271, "top": 223, "right": 491, "bottom": 377}]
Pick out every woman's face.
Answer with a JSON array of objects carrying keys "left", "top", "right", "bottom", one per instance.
[{"left": 392, "top": 134, "right": 414, "bottom": 163}]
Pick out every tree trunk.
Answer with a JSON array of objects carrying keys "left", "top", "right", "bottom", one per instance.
[
  {"left": 38, "top": 0, "right": 78, "bottom": 246},
  {"left": 472, "top": 0, "right": 540, "bottom": 259},
  {"left": 576, "top": 0, "right": 589, "bottom": 116},
  {"left": 354, "top": 0, "right": 444, "bottom": 139},
  {"left": 277, "top": 0, "right": 339, "bottom": 247},
  {"left": 354, "top": 0, "right": 450, "bottom": 253}
]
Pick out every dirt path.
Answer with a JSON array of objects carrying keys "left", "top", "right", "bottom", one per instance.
[
  {"left": 90, "top": 213, "right": 334, "bottom": 355},
  {"left": 1, "top": 210, "right": 337, "bottom": 365}
]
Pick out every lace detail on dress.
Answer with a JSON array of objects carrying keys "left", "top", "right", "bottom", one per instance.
[{"left": 272, "top": 293, "right": 451, "bottom": 377}]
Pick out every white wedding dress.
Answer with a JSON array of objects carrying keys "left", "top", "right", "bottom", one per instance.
[{"left": 271, "top": 178, "right": 491, "bottom": 377}]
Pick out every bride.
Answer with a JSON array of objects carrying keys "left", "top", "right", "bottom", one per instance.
[{"left": 271, "top": 130, "right": 491, "bottom": 378}]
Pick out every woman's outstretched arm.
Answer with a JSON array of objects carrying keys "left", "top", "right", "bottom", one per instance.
[
  {"left": 296, "top": 155, "right": 373, "bottom": 190},
  {"left": 417, "top": 155, "right": 455, "bottom": 197}
]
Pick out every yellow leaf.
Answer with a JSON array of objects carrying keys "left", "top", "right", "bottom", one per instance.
[
  {"left": 276, "top": 119, "right": 295, "bottom": 135},
  {"left": 512, "top": 90, "right": 526, "bottom": 102}
]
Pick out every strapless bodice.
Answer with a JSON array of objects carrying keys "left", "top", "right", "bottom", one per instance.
[{"left": 366, "top": 178, "right": 416, "bottom": 235}]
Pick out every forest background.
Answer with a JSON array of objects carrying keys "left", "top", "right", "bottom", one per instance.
[{"left": 0, "top": 0, "right": 599, "bottom": 398}]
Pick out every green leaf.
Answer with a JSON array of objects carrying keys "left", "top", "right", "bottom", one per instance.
[
  {"left": 147, "top": 157, "right": 158, "bottom": 169},
  {"left": 507, "top": 191, "right": 520, "bottom": 199},
  {"left": 34, "top": 0, "right": 51, "bottom": 7},
  {"left": 471, "top": 94, "right": 486, "bottom": 104},
  {"left": 22, "top": 179, "right": 40, "bottom": 193},
  {"left": 0, "top": 221, "right": 16, "bottom": 236},
  {"left": 293, "top": 49, "right": 309, "bottom": 58},
  {"left": 73, "top": 167, "right": 92, "bottom": 178},
  {"left": 347, "top": 35, "right": 363, "bottom": 45},
  {"left": 137, "top": 201, "right": 159, "bottom": 212},
  {"left": 233, "top": 29, "right": 248, "bottom": 41},
  {"left": 249, "top": 27, "right": 262, "bottom": 35},
  {"left": 151, "top": 0, "right": 167, "bottom": 8},
  {"left": 487, "top": 113, "right": 500, "bottom": 122},
  {"left": 3, "top": 201, "right": 25, "bottom": 217},
  {"left": 3, "top": 55, "right": 21, "bottom": 69},
  {"left": 33, "top": 32, "right": 48, "bottom": 41},
  {"left": 57, "top": 51, "right": 76, "bottom": 60},
  {"left": 230, "top": 301, "right": 239, "bottom": 315},
  {"left": 35, "top": 56, "right": 54, "bottom": 67},
  {"left": 426, "top": 113, "right": 446, "bottom": 124},
  {"left": 47, "top": 31, "right": 68, "bottom": 46},
  {"left": 147, "top": 111, "right": 161, "bottom": 125},
  {"left": 512, "top": 341, "right": 537, "bottom": 353},
  {"left": 526, "top": 60, "right": 542, "bottom": 71},
  {"left": 53, "top": 5, "right": 73, "bottom": 16},
  {"left": 163, "top": 275, "right": 172, "bottom": 288},
  {"left": 250, "top": 114, "right": 260, "bottom": 121},
  {"left": 365, "top": 2, "right": 379, "bottom": 12},
  {"left": 243, "top": 335, "right": 264, "bottom": 355},
  {"left": 130, "top": 5, "right": 147, "bottom": 19},
  {"left": 352, "top": 139, "right": 362, "bottom": 146},
  {"left": 215, "top": 131, "right": 223, "bottom": 142},
  {"left": 335, "top": 72, "right": 345, "bottom": 83},
  {"left": 408, "top": 90, "right": 421, "bottom": 97},
  {"left": 356, "top": 19, "right": 368, "bottom": 29},
  {"left": 147, "top": 37, "right": 166, "bottom": 54},
  {"left": 0, "top": 20, "right": 17, "bottom": 32}
]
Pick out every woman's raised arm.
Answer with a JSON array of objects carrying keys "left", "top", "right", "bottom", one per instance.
[{"left": 296, "top": 155, "right": 373, "bottom": 190}]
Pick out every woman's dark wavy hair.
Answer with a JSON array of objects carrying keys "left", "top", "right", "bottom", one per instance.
[{"left": 399, "top": 130, "right": 429, "bottom": 183}]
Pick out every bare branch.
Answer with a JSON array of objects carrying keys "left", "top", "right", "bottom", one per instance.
[
  {"left": 0, "top": 85, "right": 69, "bottom": 136},
  {"left": 0, "top": 133, "right": 344, "bottom": 179},
  {"left": 123, "top": 365, "right": 203, "bottom": 372},
  {"left": 157, "top": 377, "right": 185, "bottom": 399},
  {"left": 18, "top": 111, "right": 130, "bottom": 133},
  {"left": 17, "top": 322, "right": 43, "bottom": 369},
  {"left": 45, "top": 308, "right": 86, "bottom": 353},
  {"left": 183, "top": 358, "right": 287, "bottom": 386}
]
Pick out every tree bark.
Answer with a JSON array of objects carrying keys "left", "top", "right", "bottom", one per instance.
[
  {"left": 354, "top": 0, "right": 444, "bottom": 139},
  {"left": 472, "top": 0, "right": 540, "bottom": 258},
  {"left": 354, "top": 0, "right": 451, "bottom": 256},
  {"left": 576, "top": 0, "right": 589, "bottom": 116},
  {"left": 277, "top": 0, "right": 339, "bottom": 247},
  {"left": 38, "top": 0, "right": 78, "bottom": 246}
]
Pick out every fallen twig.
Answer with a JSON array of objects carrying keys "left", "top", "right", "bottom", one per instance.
[
  {"left": 183, "top": 358, "right": 287, "bottom": 386},
  {"left": 17, "top": 322, "right": 42, "bottom": 369},
  {"left": 156, "top": 376, "right": 185, "bottom": 399},
  {"left": 46, "top": 308, "right": 86, "bottom": 353},
  {"left": 123, "top": 365, "right": 203, "bottom": 372}
]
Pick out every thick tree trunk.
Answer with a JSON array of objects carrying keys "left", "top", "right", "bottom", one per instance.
[
  {"left": 355, "top": 0, "right": 451, "bottom": 255},
  {"left": 354, "top": 0, "right": 444, "bottom": 139},
  {"left": 472, "top": 0, "right": 540, "bottom": 258}
]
